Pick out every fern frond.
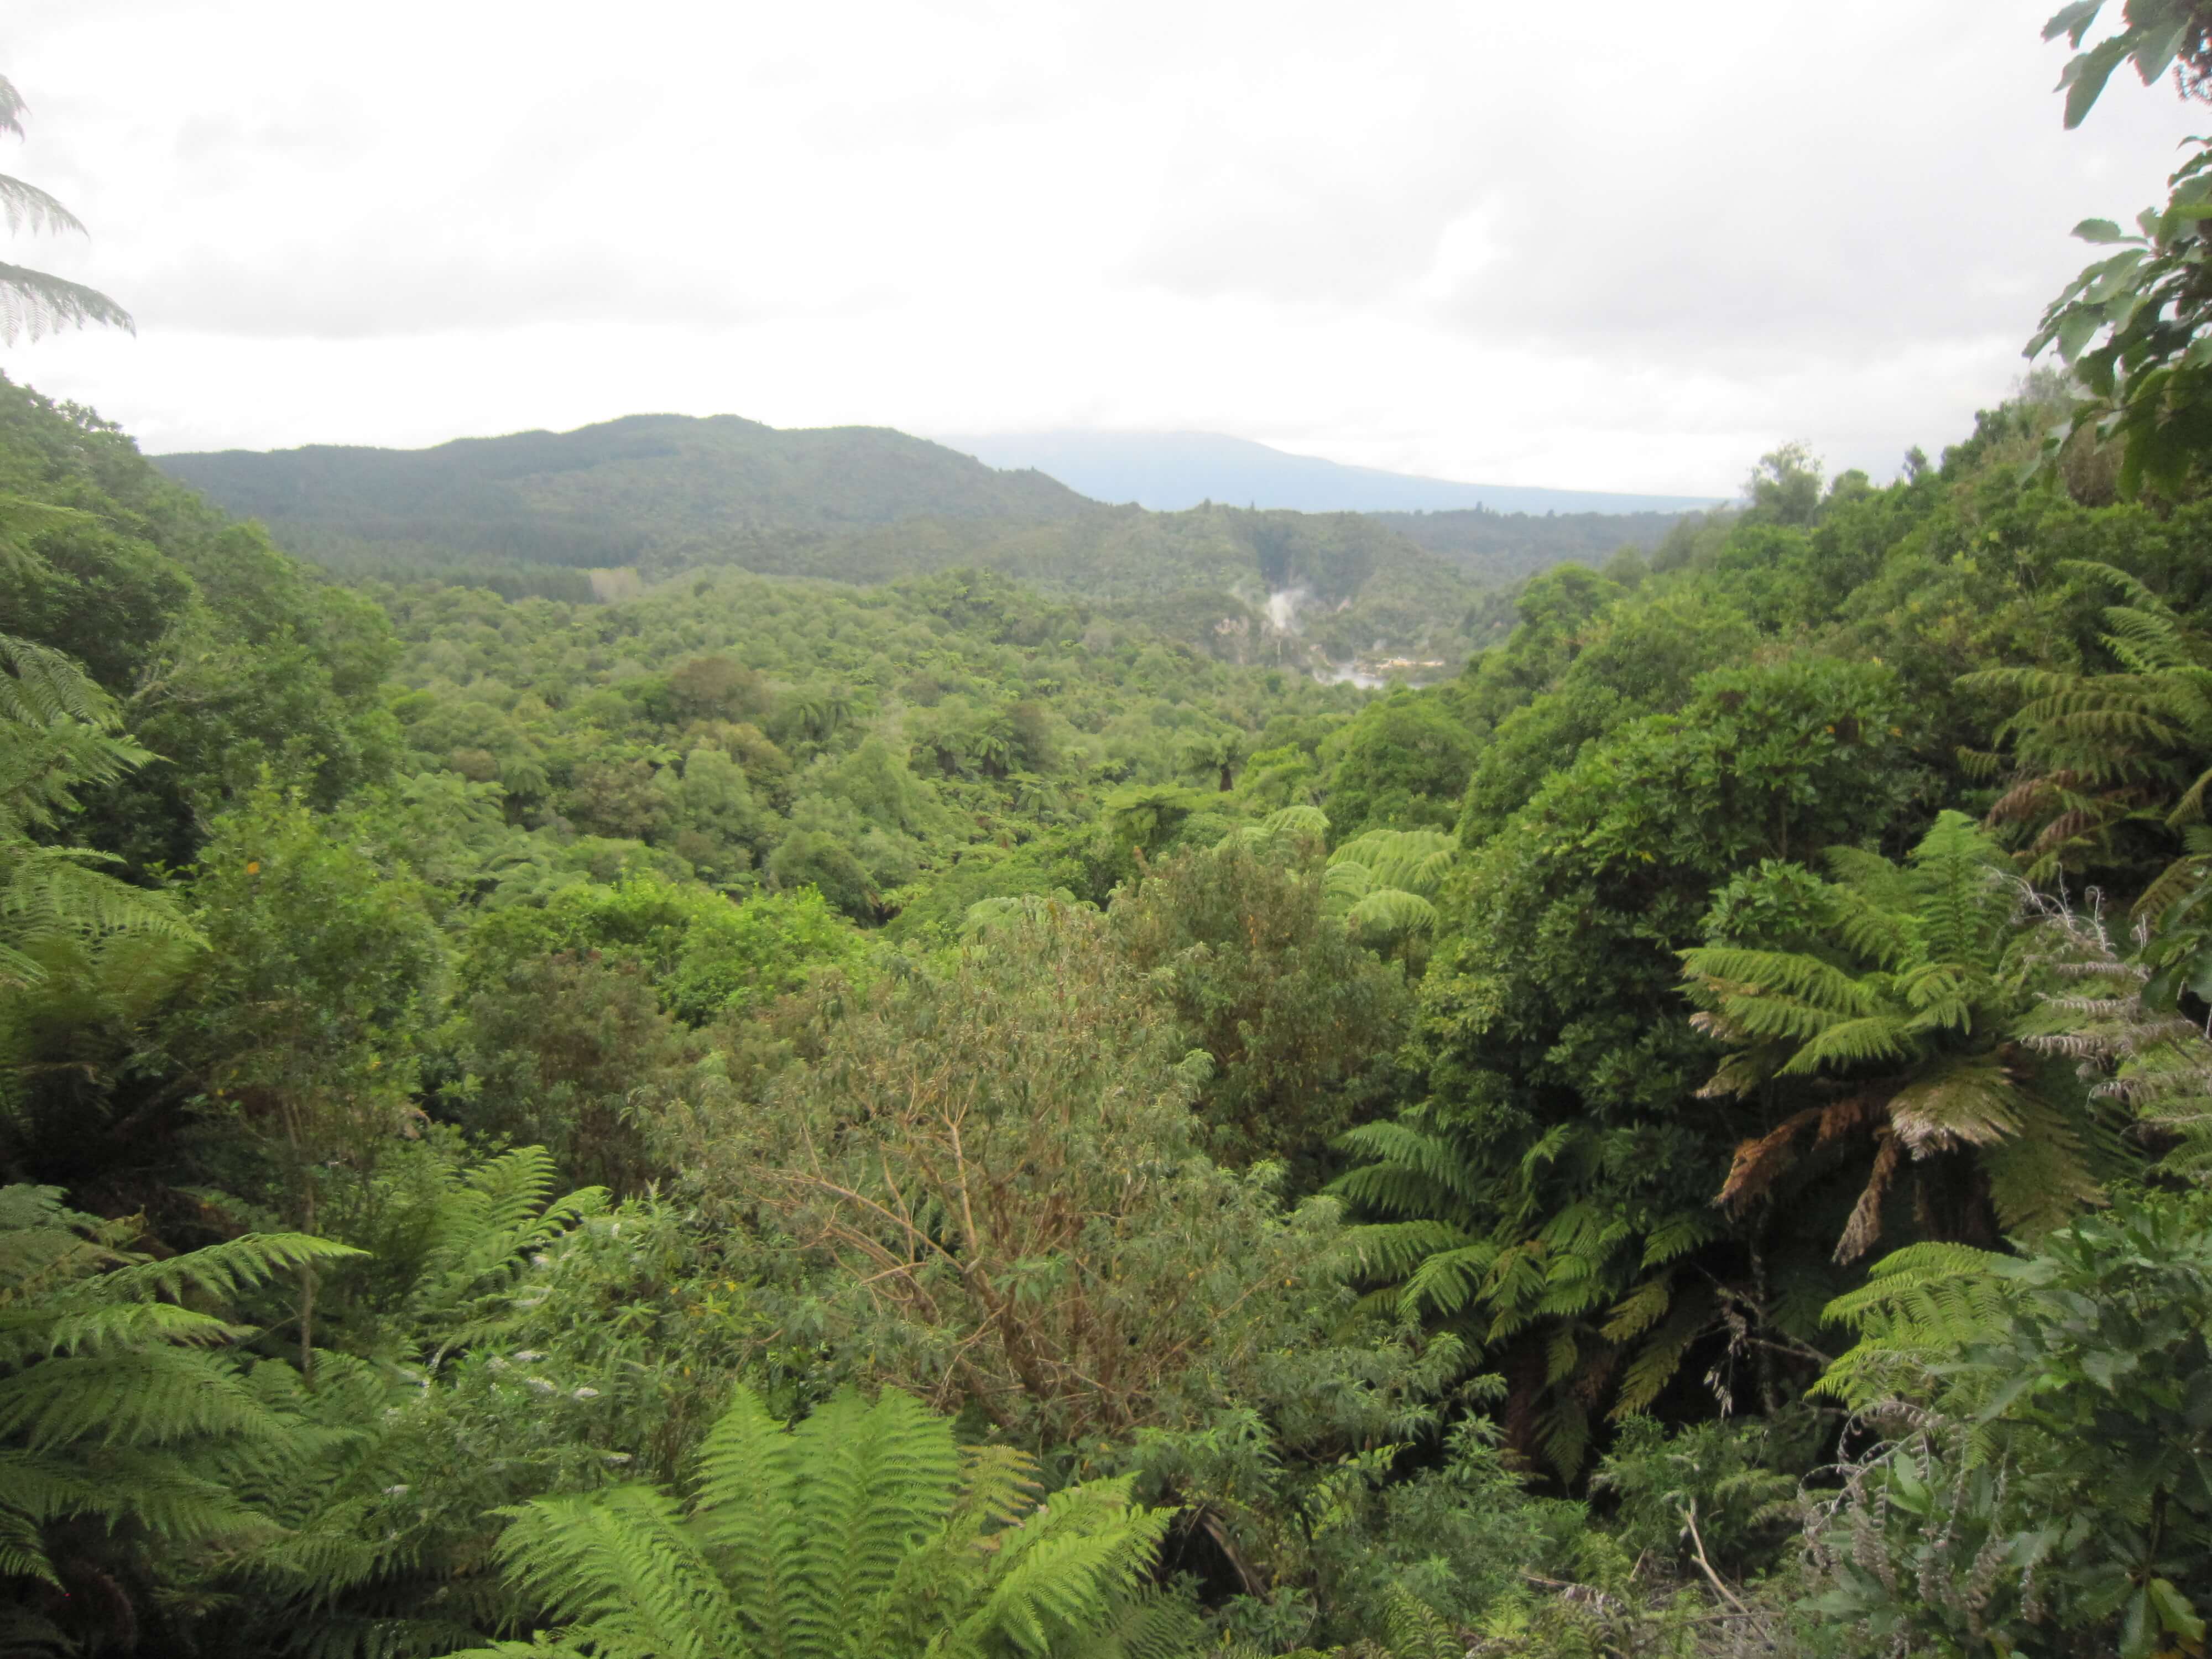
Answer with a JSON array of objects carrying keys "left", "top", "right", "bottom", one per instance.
[
  {"left": 1399, "top": 1242, "right": 1500, "bottom": 1320},
  {"left": 1983, "top": 1095, "right": 2105, "bottom": 1239},
  {"left": 1886, "top": 1055, "right": 2021, "bottom": 1154},
  {"left": 1331, "top": 1123, "right": 1487, "bottom": 1223},
  {"left": 786, "top": 1386, "right": 963, "bottom": 1656},
  {"left": 1378, "top": 1585, "right": 1460, "bottom": 1659},
  {"left": 491, "top": 1486, "right": 734, "bottom": 1659}
]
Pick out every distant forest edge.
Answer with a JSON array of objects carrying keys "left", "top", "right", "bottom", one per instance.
[{"left": 155, "top": 415, "right": 1700, "bottom": 668}]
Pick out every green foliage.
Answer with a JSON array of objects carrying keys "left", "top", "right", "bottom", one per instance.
[
  {"left": 441, "top": 956, "right": 702, "bottom": 1192},
  {"left": 452, "top": 1383, "right": 1177, "bottom": 1659},
  {"left": 669, "top": 902, "right": 1363, "bottom": 1447},
  {"left": 1967, "top": 560, "right": 2212, "bottom": 896},
  {"left": 1322, "top": 830, "right": 1457, "bottom": 963},
  {"left": 161, "top": 787, "right": 447, "bottom": 1246},
  {"left": 160, "top": 420, "right": 1488, "bottom": 671},
  {"left": 0, "top": 377, "right": 398, "bottom": 870},
  {"left": 26, "top": 38, "right": 2212, "bottom": 1645},
  {"left": 1317, "top": 696, "right": 1478, "bottom": 838},
  {"left": 1110, "top": 827, "right": 1412, "bottom": 1172},
  {"left": 1590, "top": 1415, "right": 1807, "bottom": 1579},
  {"left": 1340, "top": 658, "right": 1917, "bottom": 1474},
  {"left": 460, "top": 873, "right": 868, "bottom": 1028},
  {"left": 0, "top": 514, "right": 207, "bottom": 1152},
  {"left": 1814, "top": 1189, "right": 2212, "bottom": 1659},
  {"left": 0, "top": 1183, "right": 357, "bottom": 1647}
]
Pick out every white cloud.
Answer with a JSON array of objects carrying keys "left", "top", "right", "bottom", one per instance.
[{"left": 3, "top": 0, "right": 2203, "bottom": 495}]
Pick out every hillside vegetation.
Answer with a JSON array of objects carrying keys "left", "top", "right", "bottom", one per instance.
[{"left": 1374, "top": 503, "right": 1698, "bottom": 583}]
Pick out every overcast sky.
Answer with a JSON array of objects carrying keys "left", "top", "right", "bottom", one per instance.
[{"left": 6, "top": 1, "right": 2205, "bottom": 495}]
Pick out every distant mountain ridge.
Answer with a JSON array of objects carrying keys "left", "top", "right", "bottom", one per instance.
[{"left": 932, "top": 429, "right": 1723, "bottom": 515}]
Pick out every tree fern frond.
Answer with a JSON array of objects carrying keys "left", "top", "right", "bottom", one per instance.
[
  {"left": 1681, "top": 946, "right": 1887, "bottom": 1017},
  {"left": 954, "top": 1487, "right": 1170, "bottom": 1658},
  {"left": 1639, "top": 1211, "right": 1720, "bottom": 1267},
  {"left": 1331, "top": 1123, "right": 1488, "bottom": 1222},
  {"left": 1600, "top": 1276, "right": 1671, "bottom": 1344},
  {"left": 787, "top": 1386, "right": 963, "bottom": 1654},
  {"left": 691, "top": 1381, "right": 803, "bottom": 1635},
  {"left": 1611, "top": 1284, "right": 1714, "bottom": 1418},
  {"left": 0, "top": 174, "right": 85, "bottom": 239},
  {"left": 1983, "top": 1095, "right": 2105, "bottom": 1239},
  {"left": 1814, "top": 1242, "right": 2011, "bottom": 1407},
  {"left": 1886, "top": 1055, "right": 2021, "bottom": 1154},
  {"left": 0, "top": 633, "right": 119, "bottom": 729},
  {"left": 1399, "top": 1242, "right": 1500, "bottom": 1320},
  {"left": 1338, "top": 1219, "right": 1478, "bottom": 1282},
  {"left": 0, "top": 261, "right": 133, "bottom": 343},
  {"left": 91, "top": 1230, "right": 360, "bottom": 1308},
  {"left": 491, "top": 1486, "right": 732, "bottom": 1659},
  {"left": 1778, "top": 1015, "right": 1916, "bottom": 1073},
  {"left": 1061, "top": 1587, "right": 1205, "bottom": 1659},
  {"left": 1378, "top": 1585, "right": 1460, "bottom": 1659},
  {"left": 1344, "top": 887, "right": 1438, "bottom": 941}
]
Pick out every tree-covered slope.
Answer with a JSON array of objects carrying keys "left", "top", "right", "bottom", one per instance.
[
  {"left": 1372, "top": 504, "right": 1695, "bottom": 584},
  {"left": 155, "top": 413, "right": 1092, "bottom": 570},
  {"left": 156, "top": 414, "right": 1499, "bottom": 671}
]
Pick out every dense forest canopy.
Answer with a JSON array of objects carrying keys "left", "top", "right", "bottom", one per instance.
[{"left": 11, "top": 7, "right": 2212, "bottom": 1658}]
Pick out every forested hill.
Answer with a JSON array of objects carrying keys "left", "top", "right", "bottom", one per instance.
[
  {"left": 153, "top": 413, "right": 1684, "bottom": 669},
  {"left": 156, "top": 413, "right": 1090, "bottom": 567}
]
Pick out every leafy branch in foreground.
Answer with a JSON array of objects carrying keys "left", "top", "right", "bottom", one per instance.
[{"left": 2030, "top": 3, "right": 2212, "bottom": 493}]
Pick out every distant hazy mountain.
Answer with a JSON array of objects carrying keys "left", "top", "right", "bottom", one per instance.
[{"left": 933, "top": 430, "right": 1722, "bottom": 515}]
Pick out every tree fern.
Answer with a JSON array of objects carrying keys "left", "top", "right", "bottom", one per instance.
[
  {"left": 1811, "top": 1241, "right": 2012, "bottom": 1410},
  {"left": 1333, "top": 1121, "right": 1714, "bottom": 1479},
  {"left": 452, "top": 1383, "right": 1178, "bottom": 1659},
  {"left": 1, "top": 519, "right": 206, "bottom": 1100},
  {"left": 407, "top": 1146, "right": 609, "bottom": 1347},
  {"left": 1684, "top": 811, "right": 2111, "bottom": 1262},
  {"left": 1323, "top": 831, "right": 1456, "bottom": 959},
  {"left": 197, "top": 1151, "right": 628, "bottom": 1659}
]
